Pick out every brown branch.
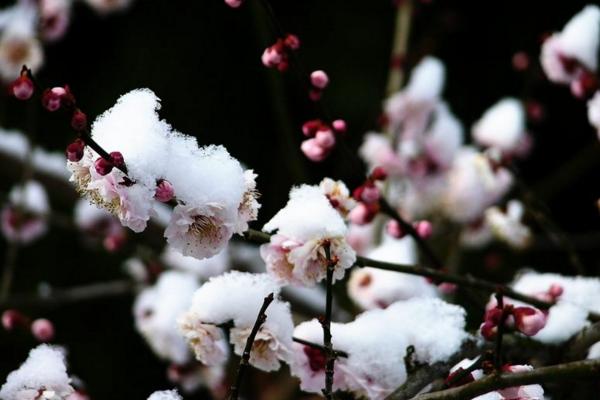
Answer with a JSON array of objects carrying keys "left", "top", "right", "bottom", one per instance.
[
  {"left": 565, "top": 320, "right": 600, "bottom": 361},
  {"left": 0, "top": 280, "right": 135, "bottom": 310},
  {"left": 228, "top": 292, "right": 275, "bottom": 400},
  {"left": 292, "top": 337, "right": 348, "bottom": 358},
  {"left": 320, "top": 242, "right": 336, "bottom": 400},
  {"left": 413, "top": 359, "right": 600, "bottom": 400}
]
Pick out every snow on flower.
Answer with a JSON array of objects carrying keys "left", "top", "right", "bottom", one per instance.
[
  {"left": 472, "top": 98, "right": 528, "bottom": 156},
  {"left": 67, "top": 89, "right": 259, "bottom": 258},
  {"left": 348, "top": 236, "right": 438, "bottom": 310},
  {"left": 291, "top": 297, "right": 468, "bottom": 399},
  {"left": 587, "top": 90, "right": 600, "bottom": 139},
  {"left": 134, "top": 271, "right": 199, "bottom": 365},
  {"left": 540, "top": 5, "right": 600, "bottom": 97},
  {"left": 179, "top": 272, "right": 293, "bottom": 371},
  {"left": 1, "top": 180, "right": 49, "bottom": 244},
  {"left": 147, "top": 389, "right": 182, "bottom": 400},
  {"left": 161, "top": 245, "right": 230, "bottom": 280},
  {"left": 261, "top": 185, "right": 356, "bottom": 286},
  {"left": 319, "top": 177, "right": 356, "bottom": 218},
  {"left": 490, "top": 271, "right": 600, "bottom": 344},
  {"left": 0, "top": 345, "right": 74, "bottom": 400},
  {"left": 485, "top": 200, "right": 532, "bottom": 249}
]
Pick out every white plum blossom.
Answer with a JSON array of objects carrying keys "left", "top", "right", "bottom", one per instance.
[
  {"left": 319, "top": 177, "right": 356, "bottom": 217},
  {"left": 0, "top": 345, "right": 74, "bottom": 400},
  {"left": 179, "top": 272, "right": 294, "bottom": 371},
  {"left": 261, "top": 185, "right": 356, "bottom": 286},
  {"left": 348, "top": 237, "right": 438, "bottom": 310},
  {"left": 291, "top": 297, "right": 469, "bottom": 399},
  {"left": 134, "top": 271, "right": 199, "bottom": 365},
  {"left": 442, "top": 147, "right": 513, "bottom": 224},
  {"left": 39, "top": 0, "right": 72, "bottom": 42},
  {"left": 0, "top": 1, "right": 43, "bottom": 81},
  {"left": 485, "top": 200, "right": 532, "bottom": 249},
  {"left": 540, "top": 5, "right": 600, "bottom": 86},
  {"left": 147, "top": 390, "right": 182, "bottom": 400},
  {"left": 472, "top": 98, "right": 528, "bottom": 156},
  {"left": 1, "top": 180, "right": 49, "bottom": 244}
]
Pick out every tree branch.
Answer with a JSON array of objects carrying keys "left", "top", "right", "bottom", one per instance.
[
  {"left": 413, "top": 359, "right": 600, "bottom": 400},
  {"left": 228, "top": 292, "right": 275, "bottom": 400},
  {"left": 292, "top": 336, "right": 348, "bottom": 358},
  {"left": 320, "top": 242, "right": 336, "bottom": 399}
]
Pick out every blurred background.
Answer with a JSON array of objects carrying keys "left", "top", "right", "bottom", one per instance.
[{"left": 0, "top": 0, "right": 599, "bottom": 398}]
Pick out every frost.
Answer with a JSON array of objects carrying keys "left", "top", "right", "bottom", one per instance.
[{"left": 472, "top": 98, "right": 526, "bottom": 154}]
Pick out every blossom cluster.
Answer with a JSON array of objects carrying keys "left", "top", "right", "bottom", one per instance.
[{"left": 66, "top": 89, "right": 260, "bottom": 260}]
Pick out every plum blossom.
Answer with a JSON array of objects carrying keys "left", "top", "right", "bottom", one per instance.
[
  {"left": 134, "top": 271, "right": 199, "bottom": 365},
  {"left": 1, "top": 180, "right": 49, "bottom": 244},
  {"left": 319, "top": 177, "right": 356, "bottom": 218},
  {"left": 0, "top": 345, "right": 74, "bottom": 400},
  {"left": 0, "top": 1, "right": 43, "bottom": 81},
  {"left": 472, "top": 98, "right": 529, "bottom": 156},
  {"left": 347, "top": 237, "right": 438, "bottom": 310},
  {"left": 485, "top": 200, "right": 532, "bottom": 249},
  {"left": 39, "top": 0, "right": 71, "bottom": 42},
  {"left": 587, "top": 90, "right": 600, "bottom": 139},
  {"left": 540, "top": 5, "right": 600, "bottom": 98},
  {"left": 261, "top": 185, "right": 356, "bottom": 286},
  {"left": 179, "top": 272, "right": 294, "bottom": 371}
]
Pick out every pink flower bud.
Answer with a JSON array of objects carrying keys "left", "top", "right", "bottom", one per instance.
[
  {"left": 42, "top": 86, "right": 68, "bottom": 112},
  {"left": 385, "top": 220, "right": 405, "bottom": 238},
  {"left": 224, "top": 0, "right": 243, "bottom": 7},
  {"left": 480, "top": 320, "right": 497, "bottom": 340},
  {"left": 314, "top": 129, "right": 336, "bottom": 149},
  {"left": 310, "top": 70, "right": 329, "bottom": 89},
  {"left": 370, "top": 166, "right": 387, "bottom": 181},
  {"left": 438, "top": 282, "right": 457, "bottom": 294},
  {"left": 414, "top": 220, "right": 433, "bottom": 239},
  {"left": 71, "top": 110, "right": 87, "bottom": 131},
  {"left": 262, "top": 47, "right": 282, "bottom": 68},
  {"left": 301, "top": 139, "right": 328, "bottom": 162},
  {"left": 548, "top": 283, "right": 563, "bottom": 299},
  {"left": 348, "top": 203, "right": 376, "bottom": 225},
  {"left": 511, "top": 51, "right": 530, "bottom": 71},
  {"left": 302, "top": 119, "right": 323, "bottom": 137},
  {"left": 155, "top": 179, "right": 175, "bottom": 202},
  {"left": 332, "top": 119, "right": 347, "bottom": 133},
  {"left": 10, "top": 75, "right": 34, "bottom": 100},
  {"left": 360, "top": 185, "right": 380, "bottom": 204},
  {"left": 31, "top": 318, "right": 55, "bottom": 342},
  {"left": 66, "top": 139, "right": 85, "bottom": 162},
  {"left": 110, "top": 151, "right": 125, "bottom": 169},
  {"left": 94, "top": 157, "right": 114, "bottom": 176},
  {"left": 2, "top": 309, "right": 28, "bottom": 330},
  {"left": 284, "top": 34, "right": 300, "bottom": 50},
  {"left": 513, "top": 307, "right": 547, "bottom": 336}
]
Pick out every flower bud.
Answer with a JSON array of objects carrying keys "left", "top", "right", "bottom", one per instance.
[
  {"left": 109, "top": 151, "right": 125, "bottom": 169},
  {"left": 548, "top": 283, "right": 563, "bottom": 299},
  {"left": 302, "top": 119, "right": 323, "bottom": 137},
  {"left": 301, "top": 139, "right": 328, "bottom": 162},
  {"left": 10, "top": 75, "right": 34, "bottom": 100},
  {"left": 513, "top": 306, "right": 547, "bottom": 336},
  {"left": 359, "top": 184, "right": 380, "bottom": 204},
  {"left": 284, "top": 34, "right": 300, "bottom": 50},
  {"left": 103, "top": 233, "right": 126, "bottom": 252},
  {"left": 71, "top": 110, "right": 87, "bottom": 131},
  {"left": 42, "top": 86, "right": 68, "bottom": 112},
  {"left": 31, "top": 318, "right": 55, "bottom": 342},
  {"left": 385, "top": 219, "right": 405, "bottom": 239},
  {"left": 224, "top": 0, "right": 243, "bottom": 7},
  {"left": 310, "top": 70, "right": 329, "bottom": 89},
  {"left": 370, "top": 166, "right": 387, "bottom": 181},
  {"left": 414, "top": 220, "right": 433, "bottom": 239},
  {"left": 155, "top": 179, "right": 175, "bottom": 202},
  {"left": 332, "top": 119, "right": 347, "bottom": 133},
  {"left": 308, "top": 89, "right": 322, "bottom": 101},
  {"left": 314, "top": 129, "right": 336, "bottom": 149},
  {"left": 2, "top": 309, "right": 28, "bottom": 330},
  {"left": 348, "top": 203, "right": 378, "bottom": 225},
  {"left": 94, "top": 157, "right": 114, "bottom": 176},
  {"left": 66, "top": 139, "right": 85, "bottom": 162}
]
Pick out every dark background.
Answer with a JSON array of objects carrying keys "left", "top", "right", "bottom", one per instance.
[{"left": 1, "top": 0, "right": 599, "bottom": 398}]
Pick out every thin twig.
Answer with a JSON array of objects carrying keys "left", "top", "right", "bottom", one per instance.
[
  {"left": 0, "top": 243, "right": 19, "bottom": 301},
  {"left": 292, "top": 336, "right": 348, "bottom": 358},
  {"left": 413, "top": 359, "right": 600, "bottom": 400},
  {"left": 494, "top": 293, "right": 506, "bottom": 369},
  {"left": 320, "top": 242, "right": 336, "bottom": 400},
  {"left": 228, "top": 292, "right": 275, "bottom": 400}
]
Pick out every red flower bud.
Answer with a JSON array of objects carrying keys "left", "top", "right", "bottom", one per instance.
[
  {"left": 110, "top": 151, "right": 125, "bottom": 169},
  {"left": 31, "top": 318, "right": 55, "bottom": 342},
  {"left": 155, "top": 179, "right": 175, "bottom": 203},
  {"left": 10, "top": 75, "right": 34, "bottom": 100},
  {"left": 66, "top": 139, "right": 85, "bottom": 162},
  {"left": 94, "top": 157, "right": 114, "bottom": 176},
  {"left": 2, "top": 309, "right": 28, "bottom": 330},
  {"left": 370, "top": 166, "right": 387, "bottom": 181},
  {"left": 71, "top": 109, "right": 88, "bottom": 131},
  {"left": 284, "top": 34, "right": 300, "bottom": 50}
]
